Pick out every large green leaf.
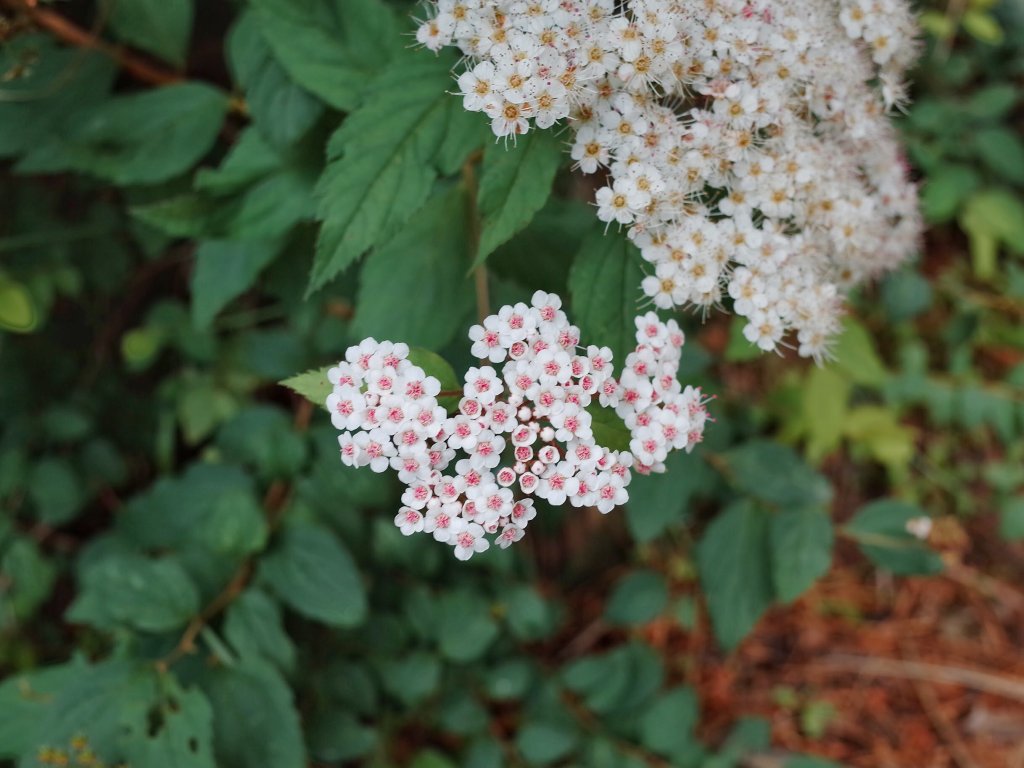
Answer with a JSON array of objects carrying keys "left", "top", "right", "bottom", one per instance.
[
  {"left": 719, "top": 440, "right": 833, "bottom": 509},
  {"left": 696, "top": 501, "right": 774, "bottom": 649},
  {"left": 626, "top": 450, "right": 716, "bottom": 542},
  {"left": 0, "top": 661, "right": 82, "bottom": 759},
  {"left": 67, "top": 553, "right": 200, "bottom": 633},
  {"left": 436, "top": 589, "right": 500, "bottom": 662},
  {"left": 638, "top": 687, "right": 701, "bottom": 760},
  {"left": 227, "top": 12, "right": 324, "bottom": 148},
  {"left": 18, "top": 83, "right": 229, "bottom": 185},
  {"left": 202, "top": 658, "right": 305, "bottom": 768},
  {"left": 475, "top": 129, "right": 563, "bottom": 265},
  {"left": 351, "top": 184, "right": 475, "bottom": 349},
  {"left": 249, "top": 0, "right": 400, "bottom": 111},
  {"left": 311, "top": 52, "right": 466, "bottom": 292},
  {"left": 770, "top": 507, "right": 834, "bottom": 603},
  {"left": 107, "top": 0, "right": 194, "bottom": 67},
  {"left": 569, "top": 227, "right": 646, "bottom": 364},
  {"left": 260, "top": 521, "right": 367, "bottom": 627}
]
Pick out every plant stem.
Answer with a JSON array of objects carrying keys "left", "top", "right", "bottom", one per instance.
[{"left": 462, "top": 151, "right": 490, "bottom": 324}]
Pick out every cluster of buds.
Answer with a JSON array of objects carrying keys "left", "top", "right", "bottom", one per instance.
[
  {"left": 328, "top": 292, "right": 709, "bottom": 560},
  {"left": 416, "top": 0, "right": 923, "bottom": 360}
]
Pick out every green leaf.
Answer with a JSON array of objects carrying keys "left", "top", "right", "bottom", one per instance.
[
  {"left": 696, "top": 501, "right": 774, "bottom": 650},
  {"left": 973, "top": 128, "right": 1024, "bottom": 184},
  {"left": 120, "top": 682, "right": 217, "bottom": 768},
  {"left": 962, "top": 9, "right": 1003, "bottom": 44},
  {"left": 106, "top": 0, "right": 193, "bottom": 67},
  {"left": 921, "top": 163, "right": 979, "bottom": 222},
  {"left": 0, "top": 275, "right": 37, "bottom": 333},
  {"left": 604, "top": 569, "right": 669, "bottom": 625},
  {"left": 569, "top": 227, "right": 646, "bottom": 364},
  {"left": 476, "top": 130, "right": 563, "bottom": 265},
  {"left": 407, "top": 348, "right": 461, "bottom": 410},
  {"left": 502, "top": 585, "right": 557, "bottom": 641},
  {"left": 224, "top": 589, "right": 296, "bottom": 672},
  {"left": 377, "top": 652, "right": 442, "bottom": 706},
  {"left": 845, "top": 499, "right": 944, "bottom": 575},
  {"left": 802, "top": 365, "right": 850, "bottom": 463},
  {"left": 0, "top": 661, "right": 81, "bottom": 759},
  {"left": 638, "top": 687, "right": 700, "bottom": 759},
  {"left": 307, "top": 710, "right": 377, "bottom": 762},
  {"left": 203, "top": 658, "right": 305, "bottom": 768},
  {"left": 0, "top": 37, "right": 116, "bottom": 159},
  {"left": 626, "top": 450, "right": 716, "bottom": 542},
  {"left": 966, "top": 84, "right": 1018, "bottom": 121},
  {"left": 1, "top": 537, "right": 57, "bottom": 622},
  {"left": 67, "top": 553, "right": 200, "bottom": 633},
  {"left": 999, "top": 495, "right": 1024, "bottom": 541},
  {"left": 351, "top": 184, "right": 474, "bottom": 348},
  {"left": 227, "top": 12, "right": 324, "bottom": 148},
  {"left": 216, "top": 405, "right": 308, "bottom": 480},
  {"left": 770, "top": 507, "right": 833, "bottom": 603},
  {"left": 311, "top": 52, "right": 463, "bottom": 292},
  {"left": 191, "top": 239, "right": 284, "bottom": 328},
  {"left": 28, "top": 458, "right": 84, "bottom": 525},
  {"left": 960, "top": 190, "right": 1024, "bottom": 279},
  {"left": 25, "top": 660, "right": 217, "bottom": 768},
  {"left": 720, "top": 440, "right": 833, "bottom": 509},
  {"left": 515, "top": 722, "right": 579, "bottom": 766},
  {"left": 881, "top": 268, "right": 933, "bottom": 323},
  {"left": 831, "top": 318, "right": 887, "bottom": 387},
  {"left": 260, "top": 521, "right": 367, "bottom": 627},
  {"left": 786, "top": 757, "right": 843, "bottom": 768},
  {"left": 437, "top": 589, "right": 500, "bottom": 662},
  {"left": 587, "top": 401, "right": 631, "bottom": 452},
  {"left": 19, "top": 83, "right": 228, "bottom": 185},
  {"left": 249, "top": 0, "right": 400, "bottom": 111},
  {"left": 280, "top": 367, "right": 333, "bottom": 409}
]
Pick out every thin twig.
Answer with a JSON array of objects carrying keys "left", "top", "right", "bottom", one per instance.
[
  {"left": 0, "top": 0, "right": 183, "bottom": 86},
  {"left": 817, "top": 654, "right": 1024, "bottom": 703},
  {"left": 461, "top": 152, "right": 490, "bottom": 325}
]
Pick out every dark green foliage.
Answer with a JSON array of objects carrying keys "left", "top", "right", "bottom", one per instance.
[{"left": 1, "top": 2, "right": 1001, "bottom": 767}]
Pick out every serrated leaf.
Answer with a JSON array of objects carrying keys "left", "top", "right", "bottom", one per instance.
[
  {"left": 249, "top": 0, "right": 400, "bottom": 111},
  {"left": 351, "top": 184, "right": 474, "bottom": 348},
  {"left": 260, "top": 521, "right": 366, "bottom": 627},
  {"left": 106, "top": 0, "right": 193, "bottom": 67},
  {"left": 696, "top": 500, "right": 774, "bottom": 649},
  {"left": 770, "top": 507, "right": 833, "bottom": 603},
  {"left": 0, "top": 661, "right": 81, "bottom": 759},
  {"left": 475, "top": 129, "right": 563, "bottom": 265},
  {"left": 569, "top": 227, "right": 646, "bottom": 364},
  {"left": 310, "top": 53, "right": 462, "bottom": 292},
  {"left": 280, "top": 367, "right": 333, "bottom": 408}
]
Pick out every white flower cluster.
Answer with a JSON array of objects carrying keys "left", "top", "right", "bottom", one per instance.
[
  {"left": 416, "top": 0, "right": 923, "bottom": 360},
  {"left": 327, "top": 292, "right": 709, "bottom": 560}
]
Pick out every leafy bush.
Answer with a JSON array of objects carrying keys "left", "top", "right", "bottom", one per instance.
[{"left": 1, "top": 0, "right": 1019, "bottom": 767}]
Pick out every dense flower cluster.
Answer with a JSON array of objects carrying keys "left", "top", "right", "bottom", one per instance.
[
  {"left": 416, "top": 0, "right": 923, "bottom": 360},
  {"left": 328, "top": 292, "right": 709, "bottom": 559}
]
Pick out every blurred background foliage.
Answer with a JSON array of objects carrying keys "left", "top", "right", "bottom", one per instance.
[{"left": 0, "top": 0, "right": 1021, "bottom": 767}]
